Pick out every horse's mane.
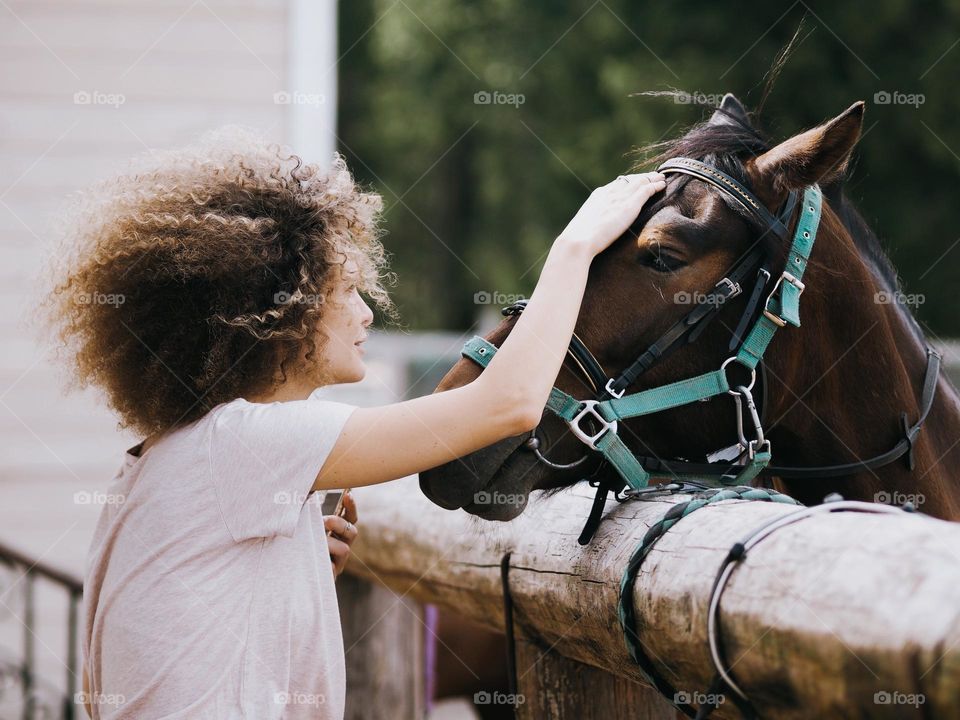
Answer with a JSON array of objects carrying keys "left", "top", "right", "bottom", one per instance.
[{"left": 823, "top": 182, "right": 900, "bottom": 293}]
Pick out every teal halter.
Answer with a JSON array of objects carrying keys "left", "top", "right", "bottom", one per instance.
[
  {"left": 461, "top": 162, "right": 822, "bottom": 493},
  {"left": 458, "top": 157, "right": 940, "bottom": 544}
]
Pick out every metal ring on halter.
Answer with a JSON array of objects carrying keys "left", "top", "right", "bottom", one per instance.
[
  {"left": 523, "top": 429, "right": 588, "bottom": 470},
  {"left": 721, "top": 356, "right": 756, "bottom": 397}
]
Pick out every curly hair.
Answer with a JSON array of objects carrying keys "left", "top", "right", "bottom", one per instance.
[{"left": 42, "top": 125, "right": 395, "bottom": 438}]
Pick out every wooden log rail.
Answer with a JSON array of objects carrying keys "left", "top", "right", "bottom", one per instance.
[{"left": 342, "top": 476, "right": 960, "bottom": 719}]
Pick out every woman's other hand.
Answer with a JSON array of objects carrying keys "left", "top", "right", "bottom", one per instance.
[{"left": 325, "top": 491, "right": 359, "bottom": 579}]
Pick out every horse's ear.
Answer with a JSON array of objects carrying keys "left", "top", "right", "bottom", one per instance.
[
  {"left": 750, "top": 101, "right": 865, "bottom": 192},
  {"left": 709, "top": 93, "right": 749, "bottom": 126}
]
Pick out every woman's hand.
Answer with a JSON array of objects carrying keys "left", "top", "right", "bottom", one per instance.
[
  {"left": 325, "top": 491, "right": 359, "bottom": 579},
  {"left": 557, "top": 171, "right": 666, "bottom": 258}
]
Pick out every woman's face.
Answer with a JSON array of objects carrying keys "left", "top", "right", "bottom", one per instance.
[{"left": 315, "top": 261, "right": 374, "bottom": 386}]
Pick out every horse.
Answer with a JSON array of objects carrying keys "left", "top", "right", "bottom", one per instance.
[{"left": 419, "top": 94, "right": 960, "bottom": 527}]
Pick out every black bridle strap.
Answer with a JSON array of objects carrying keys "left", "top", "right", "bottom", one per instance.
[
  {"left": 504, "top": 301, "right": 607, "bottom": 393},
  {"left": 630, "top": 347, "right": 942, "bottom": 480},
  {"left": 604, "top": 248, "right": 765, "bottom": 398},
  {"left": 505, "top": 246, "right": 765, "bottom": 405},
  {"left": 566, "top": 332, "right": 607, "bottom": 393},
  {"left": 728, "top": 266, "right": 771, "bottom": 352},
  {"left": 657, "top": 158, "right": 798, "bottom": 242},
  {"left": 577, "top": 477, "right": 617, "bottom": 545}
]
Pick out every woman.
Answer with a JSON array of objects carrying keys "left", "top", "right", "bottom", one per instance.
[{"left": 45, "top": 126, "right": 665, "bottom": 719}]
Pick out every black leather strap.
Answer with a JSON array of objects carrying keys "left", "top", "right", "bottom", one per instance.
[
  {"left": 604, "top": 248, "right": 765, "bottom": 398},
  {"left": 566, "top": 334, "right": 608, "bottom": 393},
  {"left": 500, "top": 553, "right": 519, "bottom": 697},
  {"left": 504, "top": 300, "right": 609, "bottom": 394},
  {"left": 658, "top": 158, "right": 799, "bottom": 242},
  {"left": 728, "top": 267, "right": 771, "bottom": 352},
  {"left": 577, "top": 478, "right": 617, "bottom": 545}
]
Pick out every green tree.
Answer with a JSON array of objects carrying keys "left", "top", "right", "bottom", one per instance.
[{"left": 338, "top": 0, "right": 960, "bottom": 335}]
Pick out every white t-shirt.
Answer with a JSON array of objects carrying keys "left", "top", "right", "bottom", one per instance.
[{"left": 82, "top": 391, "right": 358, "bottom": 719}]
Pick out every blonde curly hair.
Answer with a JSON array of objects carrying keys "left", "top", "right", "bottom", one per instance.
[{"left": 43, "top": 125, "right": 395, "bottom": 437}]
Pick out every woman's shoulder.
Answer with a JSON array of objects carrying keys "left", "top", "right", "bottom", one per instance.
[
  {"left": 128, "top": 398, "right": 246, "bottom": 464},
  {"left": 209, "top": 394, "right": 358, "bottom": 447}
]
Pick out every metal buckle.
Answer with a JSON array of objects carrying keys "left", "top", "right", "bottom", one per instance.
[
  {"left": 567, "top": 400, "right": 618, "bottom": 450},
  {"left": 714, "top": 277, "right": 742, "bottom": 302},
  {"left": 604, "top": 378, "right": 625, "bottom": 399},
  {"left": 762, "top": 271, "right": 805, "bottom": 327},
  {"left": 501, "top": 300, "right": 528, "bottom": 317}
]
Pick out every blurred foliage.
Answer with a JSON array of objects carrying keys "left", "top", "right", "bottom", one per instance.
[{"left": 337, "top": 0, "right": 960, "bottom": 336}]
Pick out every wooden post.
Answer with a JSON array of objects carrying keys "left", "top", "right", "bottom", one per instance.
[
  {"left": 513, "top": 628, "right": 677, "bottom": 719},
  {"left": 338, "top": 573, "right": 424, "bottom": 720}
]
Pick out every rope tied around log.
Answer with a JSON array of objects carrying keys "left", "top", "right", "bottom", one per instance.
[{"left": 618, "top": 485, "right": 802, "bottom": 719}]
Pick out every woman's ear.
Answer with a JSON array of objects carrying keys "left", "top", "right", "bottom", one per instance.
[{"left": 748, "top": 101, "right": 865, "bottom": 194}]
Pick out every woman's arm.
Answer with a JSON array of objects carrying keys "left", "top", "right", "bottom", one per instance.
[{"left": 314, "top": 172, "right": 665, "bottom": 490}]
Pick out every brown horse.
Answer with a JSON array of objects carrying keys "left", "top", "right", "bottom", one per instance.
[{"left": 420, "top": 95, "right": 960, "bottom": 523}]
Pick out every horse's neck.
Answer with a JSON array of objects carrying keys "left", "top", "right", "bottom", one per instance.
[{"left": 766, "top": 229, "right": 960, "bottom": 520}]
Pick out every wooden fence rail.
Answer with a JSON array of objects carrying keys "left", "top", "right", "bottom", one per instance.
[{"left": 341, "top": 476, "right": 960, "bottom": 719}]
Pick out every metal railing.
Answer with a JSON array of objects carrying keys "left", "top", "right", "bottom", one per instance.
[{"left": 0, "top": 540, "right": 83, "bottom": 720}]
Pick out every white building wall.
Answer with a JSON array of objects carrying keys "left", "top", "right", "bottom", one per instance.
[{"left": 0, "top": 0, "right": 342, "bottom": 487}]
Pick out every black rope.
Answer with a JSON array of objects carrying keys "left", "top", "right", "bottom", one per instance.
[{"left": 500, "top": 552, "right": 518, "bottom": 698}]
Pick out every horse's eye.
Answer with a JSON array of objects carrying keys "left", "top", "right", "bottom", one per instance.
[{"left": 639, "top": 248, "right": 685, "bottom": 273}]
